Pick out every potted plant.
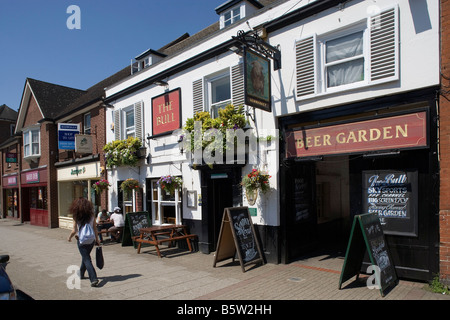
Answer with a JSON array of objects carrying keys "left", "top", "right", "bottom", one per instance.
[
  {"left": 241, "top": 168, "right": 271, "bottom": 205},
  {"left": 157, "top": 175, "right": 183, "bottom": 196},
  {"left": 183, "top": 104, "right": 248, "bottom": 155},
  {"left": 103, "top": 137, "right": 142, "bottom": 168},
  {"left": 120, "top": 178, "right": 140, "bottom": 196},
  {"left": 93, "top": 179, "right": 110, "bottom": 194}
]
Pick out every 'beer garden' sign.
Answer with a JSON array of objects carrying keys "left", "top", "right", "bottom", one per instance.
[{"left": 285, "top": 112, "right": 427, "bottom": 158}]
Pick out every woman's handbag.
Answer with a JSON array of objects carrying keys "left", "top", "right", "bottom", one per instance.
[{"left": 96, "top": 246, "right": 104, "bottom": 269}]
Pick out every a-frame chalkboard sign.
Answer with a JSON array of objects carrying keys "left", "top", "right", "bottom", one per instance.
[
  {"left": 121, "top": 211, "right": 152, "bottom": 248},
  {"left": 339, "top": 213, "right": 398, "bottom": 297},
  {"left": 213, "top": 207, "right": 264, "bottom": 273}
]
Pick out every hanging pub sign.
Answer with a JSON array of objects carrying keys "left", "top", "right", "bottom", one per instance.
[
  {"left": 362, "top": 170, "right": 418, "bottom": 237},
  {"left": 58, "top": 123, "right": 80, "bottom": 150},
  {"left": 285, "top": 112, "right": 428, "bottom": 159},
  {"left": 151, "top": 88, "right": 182, "bottom": 137},
  {"left": 244, "top": 48, "right": 271, "bottom": 112}
]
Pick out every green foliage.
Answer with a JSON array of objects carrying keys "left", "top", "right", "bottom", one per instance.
[
  {"left": 183, "top": 104, "right": 248, "bottom": 152},
  {"left": 120, "top": 178, "right": 140, "bottom": 192},
  {"left": 92, "top": 179, "right": 110, "bottom": 194},
  {"left": 241, "top": 168, "right": 271, "bottom": 193},
  {"left": 429, "top": 275, "right": 450, "bottom": 295},
  {"left": 157, "top": 175, "right": 182, "bottom": 195},
  {"left": 103, "top": 137, "right": 142, "bottom": 168}
]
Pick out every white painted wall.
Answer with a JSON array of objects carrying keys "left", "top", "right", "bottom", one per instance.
[{"left": 105, "top": 0, "right": 439, "bottom": 227}]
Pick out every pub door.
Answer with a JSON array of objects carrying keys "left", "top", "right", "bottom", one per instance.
[
  {"left": 200, "top": 167, "right": 242, "bottom": 253},
  {"left": 282, "top": 161, "right": 318, "bottom": 262},
  {"left": 209, "top": 175, "right": 233, "bottom": 251}
]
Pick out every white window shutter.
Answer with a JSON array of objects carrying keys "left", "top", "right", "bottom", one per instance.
[
  {"left": 114, "top": 110, "right": 121, "bottom": 141},
  {"left": 231, "top": 63, "right": 245, "bottom": 107},
  {"left": 134, "top": 101, "right": 143, "bottom": 141},
  {"left": 193, "top": 79, "right": 203, "bottom": 115},
  {"left": 295, "top": 34, "right": 316, "bottom": 99},
  {"left": 369, "top": 6, "right": 399, "bottom": 84}
]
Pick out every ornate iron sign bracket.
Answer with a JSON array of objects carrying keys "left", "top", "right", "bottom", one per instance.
[{"left": 232, "top": 30, "right": 281, "bottom": 70}]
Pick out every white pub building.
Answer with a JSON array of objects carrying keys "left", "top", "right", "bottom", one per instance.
[{"left": 104, "top": 0, "right": 441, "bottom": 281}]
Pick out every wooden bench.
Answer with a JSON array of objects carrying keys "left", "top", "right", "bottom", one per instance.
[{"left": 135, "top": 232, "right": 197, "bottom": 257}]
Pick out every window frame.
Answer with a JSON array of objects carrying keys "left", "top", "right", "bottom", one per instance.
[
  {"left": 84, "top": 112, "right": 91, "bottom": 135},
  {"left": 295, "top": 5, "right": 399, "bottom": 100},
  {"left": 150, "top": 178, "right": 182, "bottom": 225},
  {"left": 123, "top": 106, "right": 135, "bottom": 139},
  {"left": 223, "top": 6, "right": 241, "bottom": 27},
  {"left": 23, "top": 127, "right": 41, "bottom": 159},
  {"left": 206, "top": 70, "right": 231, "bottom": 118},
  {"left": 318, "top": 22, "right": 368, "bottom": 94}
]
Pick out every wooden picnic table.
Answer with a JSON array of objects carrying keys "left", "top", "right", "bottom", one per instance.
[{"left": 134, "top": 224, "right": 197, "bottom": 258}]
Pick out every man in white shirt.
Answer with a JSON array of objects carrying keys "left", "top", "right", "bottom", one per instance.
[{"left": 108, "top": 207, "right": 125, "bottom": 241}]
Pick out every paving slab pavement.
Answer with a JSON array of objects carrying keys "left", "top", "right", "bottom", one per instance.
[{"left": 1, "top": 218, "right": 449, "bottom": 307}]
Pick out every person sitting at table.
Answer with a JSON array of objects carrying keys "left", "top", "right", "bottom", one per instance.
[
  {"left": 96, "top": 209, "right": 113, "bottom": 242},
  {"left": 108, "top": 207, "right": 125, "bottom": 242}
]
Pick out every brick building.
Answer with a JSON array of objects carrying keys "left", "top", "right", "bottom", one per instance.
[
  {"left": 440, "top": 0, "right": 450, "bottom": 284},
  {"left": 0, "top": 104, "right": 19, "bottom": 219},
  {"left": 11, "top": 67, "right": 130, "bottom": 228},
  {"left": 14, "top": 79, "right": 85, "bottom": 227},
  {"left": 54, "top": 67, "right": 130, "bottom": 229}
]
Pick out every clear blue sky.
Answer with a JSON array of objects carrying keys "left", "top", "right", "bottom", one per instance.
[{"left": 0, "top": 0, "right": 226, "bottom": 111}]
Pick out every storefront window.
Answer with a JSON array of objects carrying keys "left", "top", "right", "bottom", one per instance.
[
  {"left": 58, "top": 180, "right": 90, "bottom": 218},
  {"left": 5, "top": 189, "right": 18, "bottom": 218},
  {"left": 30, "top": 187, "right": 47, "bottom": 210}
]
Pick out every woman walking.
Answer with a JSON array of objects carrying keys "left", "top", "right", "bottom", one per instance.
[{"left": 67, "top": 198, "right": 100, "bottom": 287}]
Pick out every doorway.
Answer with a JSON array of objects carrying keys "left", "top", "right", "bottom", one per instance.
[
  {"left": 200, "top": 166, "right": 242, "bottom": 253},
  {"left": 282, "top": 156, "right": 351, "bottom": 262},
  {"left": 209, "top": 175, "right": 233, "bottom": 250}
]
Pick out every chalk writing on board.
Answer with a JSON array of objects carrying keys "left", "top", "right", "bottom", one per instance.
[
  {"left": 366, "top": 173, "right": 409, "bottom": 220},
  {"left": 363, "top": 170, "right": 418, "bottom": 236},
  {"left": 130, "top": 214, "right": 149, "bottom": 235},
  {"left": 232, "top": 213, "right": 258, "bottom": 262}
]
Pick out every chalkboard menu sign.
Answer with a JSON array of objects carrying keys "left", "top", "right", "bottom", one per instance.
[
  {"left": 213, "top": 207, "right": 264, "bottom": 272},
  {"left": 339, "top": 213, "right": 398, "bottom": 297},
  {"left": 122, "top": 211, "right": 152, "bottom": 248},
  {"left": 362, "top": 170, "right": 418, "bottom": 236}
]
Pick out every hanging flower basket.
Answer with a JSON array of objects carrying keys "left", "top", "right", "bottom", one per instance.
[
  {"left": 241, "top": 168, "right": 271, "bottom": 204},
  {"left": 103, "top": 137, "right": 142, "bottom": 168},
  {"left": 93, "top": 179, "right": 110, "bottom": 194},
  {"left": 120, "top": 178, "right": 140, "bottom": 196},
  {"left": 157, "top": 175, "right": 182, "bottom": 196}
]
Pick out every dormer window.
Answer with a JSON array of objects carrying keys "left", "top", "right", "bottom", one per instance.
[
  {"left": 131, "top": 49, "right": 167, "bottom": 74},
  {"left": 141, "top": 57, "right": 150, "bottom": 70},
  {"left": 216, "top": 0, "right": 263, "bottom": 29},
  {"left": 224, "top": 6, "right": 241, "bottom": 27}
]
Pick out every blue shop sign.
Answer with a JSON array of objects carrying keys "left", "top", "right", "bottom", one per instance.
[{"left": 58, "top": 123, "right": 80, "bottom": 150}]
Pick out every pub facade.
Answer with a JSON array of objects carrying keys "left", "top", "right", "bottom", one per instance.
[
  {"left": 270, "top": 0, "right": 440, "bottom": 282},
  {"left": 103, "top": 0, "right": 440, "bottom": 281}
]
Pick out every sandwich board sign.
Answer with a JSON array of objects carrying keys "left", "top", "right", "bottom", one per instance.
[
  {"left": 339, "top": 213, "right": 398, "bottom": 297},
  {"left": 213, "top": 207, "right": 264, "bottom": 273},
  {"left": 122, "top": 211, "right": 151, "bottom": 248}
]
